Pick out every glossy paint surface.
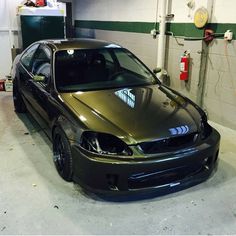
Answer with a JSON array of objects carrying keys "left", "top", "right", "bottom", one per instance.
[{"left": 60, "top": 85, "right": 201, "bottom": 144}]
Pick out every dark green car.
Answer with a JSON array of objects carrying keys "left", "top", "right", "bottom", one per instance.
[{"left": 12, "top": 39, "right": 220, "bottom": 194}]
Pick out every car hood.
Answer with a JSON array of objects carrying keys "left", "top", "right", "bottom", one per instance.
[{"left": 60, "top": 85, "right": 201, "bottom": 144}]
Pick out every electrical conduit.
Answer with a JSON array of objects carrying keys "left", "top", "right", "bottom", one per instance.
[{"left": 157, "top": 0, "right": 168, "bottom": 75}]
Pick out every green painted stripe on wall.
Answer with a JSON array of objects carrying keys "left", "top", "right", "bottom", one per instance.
[
  {"left": 75, "top": 20, "right": 204, "bottom": 37},
  {"left": 207, "top": 23, "right": 236, "bottom": 39},
  {"left": 75, "top": 20, "right": 236, "bottom": 39},
  {"left": 166, "top": 23, "right": 204, "bottom": 37},
  {"left": 75, "top": 20, "right": 154, "bottom": 34}
]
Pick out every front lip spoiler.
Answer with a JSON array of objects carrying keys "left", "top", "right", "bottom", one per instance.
[{"left": 75, "top": 160, "right": 218, "bottom": 199}]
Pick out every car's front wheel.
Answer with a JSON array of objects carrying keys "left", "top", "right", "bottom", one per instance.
[
  {"left": 53, "top": 127, "right": 73, "bottom": 182},
  {"left": 13, "top": 80, "right": 27, "bottom": 113}
]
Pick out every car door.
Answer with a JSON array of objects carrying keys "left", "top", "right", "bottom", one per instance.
[
  {"left": 29, "top": 44, "right": 53, "bottom": 125},
  {"left": 19, "top": 43, "right": 40, "bottom": 107}
]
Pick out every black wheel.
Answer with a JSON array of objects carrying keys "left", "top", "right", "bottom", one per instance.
[
  {"left": 53, "top": 127, "right": 73, "bottom": 181},
  {"left": 13, "top": 80, "right": 26, "bottom": 113}
]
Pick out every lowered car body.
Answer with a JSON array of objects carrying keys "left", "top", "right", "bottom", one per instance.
[{"left": 12, "top": 39, "right": 220, "bottom": 194}]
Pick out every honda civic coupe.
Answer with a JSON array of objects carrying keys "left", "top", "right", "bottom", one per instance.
[{"left": 12, "top": 39, "right": 220, "bottom": 194}]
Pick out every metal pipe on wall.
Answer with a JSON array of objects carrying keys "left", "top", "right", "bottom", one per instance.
[
  {"left": 6, "top": 0, "right": 14, "bottom": 49},
  {"left": 157, "top": 0, "right": 168, "bottom": 74},
  {"left": 197, "top": 0, "right": 214, "bottom": 108}
]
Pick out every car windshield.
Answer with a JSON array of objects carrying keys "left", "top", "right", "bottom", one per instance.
[{"left": 55, "top": 48, "right": 158, "bottom": 92}]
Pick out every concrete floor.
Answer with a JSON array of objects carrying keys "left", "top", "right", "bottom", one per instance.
[{"left": 0, "top": 91, "right": 236, "bottom": 235}]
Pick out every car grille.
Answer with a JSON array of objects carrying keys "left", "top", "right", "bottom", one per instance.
[{"left": 139, "top": 132, "right": 198, "bottom": 154}]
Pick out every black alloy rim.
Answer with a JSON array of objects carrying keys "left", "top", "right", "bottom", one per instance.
[{"left": 54, "top": 134, "right": 66, "bottom": 174}]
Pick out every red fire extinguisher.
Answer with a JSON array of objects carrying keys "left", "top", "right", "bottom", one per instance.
[{"left": 180, "top": 51, "right": 190, "bottom": 81}]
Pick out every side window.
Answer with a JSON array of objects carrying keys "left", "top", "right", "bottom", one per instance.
[
  {"left": 21, "top": 44, "right": 39, "bottom": 70},
  {"left": 32, "top": 46, "right": 52, "bottom": 84}
]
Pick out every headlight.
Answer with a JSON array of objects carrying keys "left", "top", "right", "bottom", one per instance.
[
  {"left": 80, "top": 131, "right": 133, "bottom": 156},
  {"left": 200, "top": 114, "right": 212, "bottom": 139}
]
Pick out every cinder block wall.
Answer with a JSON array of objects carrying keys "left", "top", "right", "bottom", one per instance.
[
  {"left": 74, "top": 0, "right": 236, "bottom": 130},
  {"left": 204, "top": 41, "right": 236, "bottom": 129}
]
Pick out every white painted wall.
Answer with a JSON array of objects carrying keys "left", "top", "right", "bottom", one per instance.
[
  {"left": 74, "top": 0, "right": 157, "bottom": 22},
  {"left": 0, "top": 0, "right": 22, "bottom": 79},
  {"left": 74, "top": 0, "right": 236, "bottom": 24},
  {"left": 170, "top": 0, "right": 209, "bottom": 23},
  {"left": 212, "top": 0, "right": 236, "bottom": 23}
]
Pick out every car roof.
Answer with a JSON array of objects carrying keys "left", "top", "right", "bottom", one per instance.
[{"left": 39, "top": 38, "right": 121, "bottom": 51}]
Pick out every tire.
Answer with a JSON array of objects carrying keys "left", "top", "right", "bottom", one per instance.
[
  {"left": 53, "top": 127, "right": 73, "bottom": 182},
  {"left": 13, "top": 80, "right": 27, "bottom": 113}
]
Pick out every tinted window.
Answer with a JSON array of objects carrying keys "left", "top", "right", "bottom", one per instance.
[
  {"left": 32, "top": 46, "right": 51, "bottom": 84},
  {"left": 115, "top": 50, "right": 151, "bottom": 78},
  {"left": 55, "top": 48, "right": 157, "bottom": 92},
  {"left": 21, "top": 44, "right": 39, "bottom": 70}
]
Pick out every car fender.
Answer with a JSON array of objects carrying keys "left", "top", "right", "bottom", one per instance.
[{"left": 52, "top": 115, "right": 83, "bottom": 144}]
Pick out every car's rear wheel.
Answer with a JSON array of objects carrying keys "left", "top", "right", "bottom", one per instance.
[
  {"left": 13, "top": 80, "right": 27, "bottom": 113},
  {"left": 53, "top": 127, "right": 73, "bottom": 182}
]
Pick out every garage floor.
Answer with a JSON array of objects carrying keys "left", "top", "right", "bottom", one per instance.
[{"left": 0, "top": 91, "right": 236, "bottom": 235}]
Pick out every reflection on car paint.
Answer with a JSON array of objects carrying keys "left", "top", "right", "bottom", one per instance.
[
  {"left": 169, "top": 125, "right": 190, "bottom": 135},
  {"left": 115, "top": 88, "right": 135, "bottom": 108},
  {"left": 105, "top": 43, "right": 121, "bottom": 48}
]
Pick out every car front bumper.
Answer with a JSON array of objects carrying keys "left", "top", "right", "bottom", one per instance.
[{"left": 71, "top": 129, "right": 220, "bottom": 194}]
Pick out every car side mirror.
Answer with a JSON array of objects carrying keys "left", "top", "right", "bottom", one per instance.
[
  {"left": 153, "top": 67, "right": 161, "bottom": 74},
  {"left": 33, "top": 75, "right": 46, "bottom": 82}
]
